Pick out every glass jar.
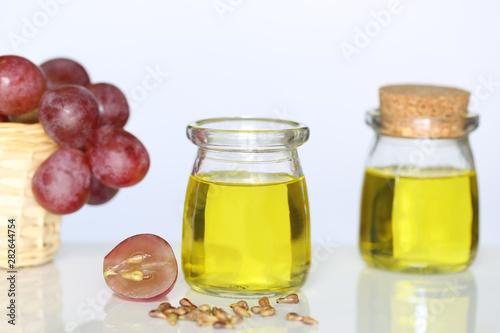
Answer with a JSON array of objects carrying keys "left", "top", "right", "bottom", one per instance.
[
  {"left": 359, "top": 85, "right": 479, "bottom": 274},
  {"left": 182, "top": 117, "right": 311, "bottom": 297}
]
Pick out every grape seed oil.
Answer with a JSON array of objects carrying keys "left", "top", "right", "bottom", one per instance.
[
  {"left": 182, "top": 171, "right": 310, "bottom": 296},
  {"left": 360, "top": 167, "right": 478, "bottom": 273}
]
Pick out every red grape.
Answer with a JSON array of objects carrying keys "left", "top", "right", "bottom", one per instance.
[
  {"left": 38, "top": 85, "right": 99, "bottom": 148},
  {"left": 86, "top": 83, "right": 129, "bottom": 128},
  {"left": 41, "top": 58, "right": 90, "bottom": 90},
  {"left": 87, "top": 174, "right": 119, "bottom": 205},
  {"left": 32, "top": 148, "right": 92, "bottom": 214},
  {"left": 0, "top": 55, "right": 46, "bottom": 115},
  {"left": 103, "top": 234, "right": 178, "bottom": 300},
  {"left": 88, "top": 127, "right": 150, "bottom": 188}
]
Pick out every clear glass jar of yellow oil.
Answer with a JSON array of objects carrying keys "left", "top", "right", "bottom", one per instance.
[
  {"left": 182, "top": 117, "right": 310, "bottom": 296},
  {"left": 360, "top": 85, "right": 479, "bottom": 274}
]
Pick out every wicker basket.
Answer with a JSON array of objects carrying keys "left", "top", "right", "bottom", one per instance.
[{"left": 0, "top": 122, "right": 61, "bottom": 268}]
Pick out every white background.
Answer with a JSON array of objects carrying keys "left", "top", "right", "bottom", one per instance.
[{"left": 1, "top": 0, "right": 499, "bottom": 246}]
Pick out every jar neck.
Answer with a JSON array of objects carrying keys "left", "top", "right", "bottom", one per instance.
[
  {"left": 199, "top": 148, "right": 298, "bottom": 162},
  {"left": 366, "top": 134, "right": 476, "bottom": 171},
  {"left": 366, "top": 110, "right": 479, "bottom": 139},
  {"left": 192, "top": 148, "right": 304, "bottom": 179}
]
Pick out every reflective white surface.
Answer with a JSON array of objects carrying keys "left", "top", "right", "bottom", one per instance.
[{"left": 1, "top": 244, "right": 499, "bottom": 332}]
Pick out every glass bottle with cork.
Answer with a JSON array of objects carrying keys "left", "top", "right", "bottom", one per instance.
[{"left": 360, "top": 84, "right": 479, "bottom": 274}]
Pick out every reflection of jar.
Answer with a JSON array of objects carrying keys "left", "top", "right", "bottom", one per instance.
[
  {"left": 357, "top": 268, "right": 476, "bottom": 333},
  {"left": 182, "top": 117, "right": 311, "bottom": 297},
  {"left": 359, "top": 85, "right": 479, "bottom": 274}
]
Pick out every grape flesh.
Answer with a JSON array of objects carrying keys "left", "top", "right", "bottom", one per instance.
[
  {"left": 41, "top": 58, "right": 90, "bottom": 90},
  {"left": 87, "top": 175, "right": 119, "bottom": 205},
  {"left": 88, "top": 127, "right": 150, "bottom": 188},
  {"left": 32, "top": 148, "right": 92, "bottom": 214},
  {"left": 38, "top": 85, "right": 99, "bottom": 148},
  {"left": 0, "top": 55, "right": 46, "bottom": 115},
  {"left": 86, "top": 83, "right": 129, "bottom": 128},
  {"left": 103, "top": 234, "right": 178, "bottom": 300}
]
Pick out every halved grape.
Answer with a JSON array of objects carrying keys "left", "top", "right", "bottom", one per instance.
[
  {"left": 41, "top": 58, "right": 90, "bottom": 90},
  {"left": 103, "top": 234, "right": 178, "bottom": 300},
  {"left": 32, "top": 148, "right": 92, "bottom": 214},
  {"left": 87, "top": 174, "right": 119, "bottom": 205},
  {"left": 38, "top": 85, "right": 99, "bottom": 148},
  {"left": 88, "top": 127, "right": 150, "bottom": 188},
  {"left": 86, "top": 83, "right": 129, "bottom": 128},
  {"left": 0, "top": 55, "right": 46, "bottom": 115}
]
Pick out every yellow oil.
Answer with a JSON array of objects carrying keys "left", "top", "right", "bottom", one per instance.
[
  {"left": 360, "top": 167, "right": 478, "bottom": 273},
  {"left": 182, "top": 172, "right": 310, "bottom": 296}
]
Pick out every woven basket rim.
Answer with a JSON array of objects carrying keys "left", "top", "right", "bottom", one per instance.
[{"left": 0, "top": 121, "right": 61, "bottom": 268}]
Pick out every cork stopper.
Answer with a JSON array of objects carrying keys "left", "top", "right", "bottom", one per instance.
[{"left": 378, "top": 84, "right": 471, "bottom": 138}]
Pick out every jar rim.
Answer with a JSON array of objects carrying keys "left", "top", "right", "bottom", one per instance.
[
  {"left": 366, "top": 109, "right": 479, "bottom": 138},
  {"left": 187, "top": 116, "right": 308, "bottom": 133},
  {"left": 366, "top": 110, "right": 480, "bottom": 120},
  {"left": 186, "top": 116, "right": 310, "bottom": 152}
]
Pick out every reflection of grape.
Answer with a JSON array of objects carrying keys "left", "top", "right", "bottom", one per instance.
[
  {"left": 32, "top": 148, "right": 92, "bottom": 214},
  {"left": 88, "top": 127, "right": 150, "bottom": 188},
  {"left": 87, "top": 175, "right": 119, "bottom": 205},
  {"left": 0, "top": 55, "right": 46, "bottom": 115},
  {"left": 38, "top": 85, "right": 99, "bottom": 148},
  {"left": 41, "top": 58, "right": 90, "bottom": 90},
  {"left": 86, "top": 83, "right": 129, "bottom": 128}
]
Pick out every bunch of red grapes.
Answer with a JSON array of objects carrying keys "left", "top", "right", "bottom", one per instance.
[{"left": 0, "top": 55, "right": 150, "bottom": 215}]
